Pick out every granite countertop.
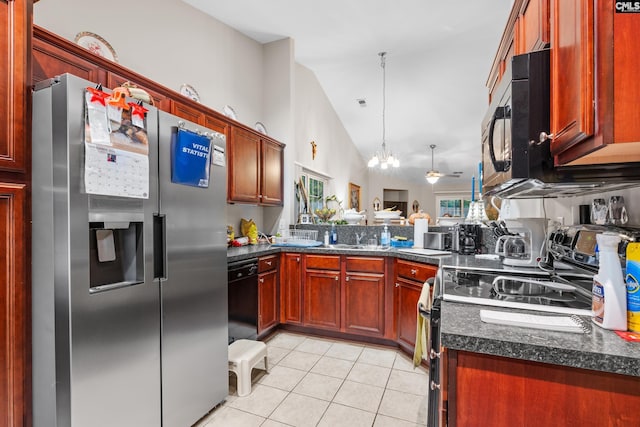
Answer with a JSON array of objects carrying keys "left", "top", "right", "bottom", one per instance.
[
  {"left": 226, "top": 244, "right": 640, "bottom": 377},
  {"left": 441, "top": 301, "right": 640, "bottom": 377}
]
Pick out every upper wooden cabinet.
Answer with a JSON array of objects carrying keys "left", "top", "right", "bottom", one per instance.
[
  {"left": 550, "top": 0, "right": 640, "bottom": 165},
  {"left": 487, "top": 0, "right": 550, "bottom": 103},
  {"left": 228, "top": 126, "right": 284, "bottom": 206},
  {"left": 32, "top": 26, "right": 284, "bottom": 198},
  {"left": 1, "top": 0, "right": 30, "bottom": 173}
]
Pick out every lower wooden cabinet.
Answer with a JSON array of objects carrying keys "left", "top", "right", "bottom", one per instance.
[
  {"left": 258, "top": 255, "right": 279, "bottom": 334},
  {"left": 280, "top": 253, "right": 303, "bottom": 325},
  {"left": 344, "top": 256, "right": 386, "bottom": 337},
  {"left": 396, "top": 278, "right": 423, "bottom": 351},
  {"left": 344, "top": 271, "right": 385, "bottom": 336},
  {"left": 258, "top": 269, "right": 278, "bottom": 333},
  {"left": 304, "top": 269, "right": 341, "bottom": 330},
  {"left": 446, "top": 350, "right": 640, "bottom": 427},
  {"left": 395, "top": 259, "right": 438, "bottom": 352}
]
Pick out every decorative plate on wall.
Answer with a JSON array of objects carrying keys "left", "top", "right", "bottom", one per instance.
[
  {"left": 179, "top": 84, "right": 200, "bottom": 102},
  {"left": 255, "top": 122, "right": 268, "bottom": 135},
  {"left": 74, "top": 31, "right": 118, "bottom": 62},
  {"left": 223, "top": 105, "right": 237, "bottom": 120}
]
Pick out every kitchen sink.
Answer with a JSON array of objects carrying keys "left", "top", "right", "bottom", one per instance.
[{"left": 326, "top": 244, "right": 390, "bottom": 251}]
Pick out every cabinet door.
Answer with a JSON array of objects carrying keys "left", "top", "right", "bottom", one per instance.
[
  {"left": 516, "top": 0, "right": 550, "bottom": 54},
  {"left": 281, "top": 253, "right": 302, "bottom": 325},
  {"left": 228, "top": 127, "right": 260, "bottom": 203},
  {"left": 344, "top": 271, "right": 385, "bottom": 337},
  {"left": 32, "top": 34, "right": 101, "bottom": 85},
  {"left": 0, "top": 183, "right": 28, "bottom": 426},
  {"left": 258, "top": 269, "right": 278, "bottom": 333},
  {"left": 304, "top": 270, "right": 341, "bottom": 330},
  {"left": 170, "top": 99, "right": 205, "bottom": 125},
  {"left": 1, "top": 0, "right": 30, "bottom": 172},
  {"left": 106, "top": 71, "right": 168, "bottom": 109},
  {"left": 549, "top": 0, "right": 594, "bottom": 156},
  {"left": 204, "top": 115, "right": 229, "bottom": 138},
  {"left": 396, "top": 278, "right": 423, "bottom": 351},
  {"left": 260, "top": 139, "right": 283, "bottom": 206}
]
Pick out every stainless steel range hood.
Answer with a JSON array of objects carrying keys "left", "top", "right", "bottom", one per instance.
[{"left": 485, "top": 163, "right": 640, "bottom": 199}]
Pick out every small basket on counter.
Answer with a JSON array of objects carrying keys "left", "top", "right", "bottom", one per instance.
[
  {"left": 273, "top": 229, "right": 320, "bottom": 247},
  {"left": 390, "top": 238, "right": 414, "bottom": 248}
]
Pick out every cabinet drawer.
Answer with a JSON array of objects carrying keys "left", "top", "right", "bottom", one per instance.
[
  {"left": 396, "top": 259, "right": 437, "bottom": 283},
  {"left": 345, "top": 256, "right": 385, "bottom": 274},
  {"left": 258, "top": 255, "right": 279, "bottom": 273},
  {"left": 305, "top": 254, "right": 340, "bottom": 270}
]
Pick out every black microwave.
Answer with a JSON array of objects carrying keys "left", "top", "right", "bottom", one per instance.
[
  {"left": 482, "top": 50, "right": 640, "bottom": 198},
  {"left": 481, "top": 49, "right": 553, "bottom": 194}
]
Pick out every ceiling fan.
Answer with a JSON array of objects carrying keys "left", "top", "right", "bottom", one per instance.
[{"left": 426, "top": 144, "right": 462, "bottom": 184}]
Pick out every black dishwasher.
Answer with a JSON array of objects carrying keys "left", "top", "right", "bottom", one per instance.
[{"left": 227, "top": 258, "right": 259, "bottom": 343}]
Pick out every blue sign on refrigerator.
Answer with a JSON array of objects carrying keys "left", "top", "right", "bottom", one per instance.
[{"left": 172, "top": 128, "right": 212, "bottom": 188}]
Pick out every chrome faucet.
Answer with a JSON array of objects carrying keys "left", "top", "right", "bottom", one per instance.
[{"left": 356, "top": 231, "right": 366, "bottom": 245}]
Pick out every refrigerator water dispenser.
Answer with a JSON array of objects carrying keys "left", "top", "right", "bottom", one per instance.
[{"left": 89, "top": 221, "right": 143, "bottom": 291}]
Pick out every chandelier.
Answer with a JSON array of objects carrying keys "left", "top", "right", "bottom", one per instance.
[{"left": 368, "top": 52, "right": 399, "bottom": 169}]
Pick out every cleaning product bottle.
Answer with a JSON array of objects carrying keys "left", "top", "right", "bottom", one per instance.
[
  {"left": 324, "top": 230, "right": 330, "bottom": 246},
  {"left": 626, "top": 242, "right": 640, "bottom": 332},
  {"left": 330, "top": 223, "right": 337, "bottom": 245},
  {"left": 592, "top": 232, "right": 627, "bottom": 330},
  {"left": 381, "top": 225, "right": 390, "bottom": 248}
]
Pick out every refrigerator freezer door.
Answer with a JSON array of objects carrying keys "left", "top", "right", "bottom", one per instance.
[
  {"left": 32, "top": 74, "right": 161, "bottom": 427},
  {"left": 157, "top": 112, "right": 228, "bottom": 427}
]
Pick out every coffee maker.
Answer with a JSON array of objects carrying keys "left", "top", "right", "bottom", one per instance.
[
  {"left": 453, "top": 224, "right": 481, "bottom": 255},
  {"left": 494, "top": 218, "right": 547, "bottom": 267}
]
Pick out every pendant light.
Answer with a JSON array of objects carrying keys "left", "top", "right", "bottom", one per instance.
[{"left": 368, "top": 52, "right": 399, "bottom": 169}]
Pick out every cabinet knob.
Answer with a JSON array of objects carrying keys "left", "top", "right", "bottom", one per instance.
[
  {"left": 411, "top": 269, "right": 417, "bottom": 275},
  {"left": 335, "top": 276, "right": 339, "bottom": 281},
  {"left": 395, "top": 283, "right": 400, "bottom": 288},
  {"left": 266, "top": 260, "right": 272, "bottom": 266},
  {"left": 430, "top": 349, "right": 441, "bottom": 359},
  {"left": 296, "top": 257, "right": 300, "bottom": 262},
  {"left": 346, "top": 276, "right": 350, "bottom": 282},
  {"left": 259, "top": 278, "right": 264, "bottom": 283},
  {"left": 430, "top": 381, "right": 441, "bottom": 391},
  {"left": 539, "top": 131, "right": 554, "bottom": 144}
]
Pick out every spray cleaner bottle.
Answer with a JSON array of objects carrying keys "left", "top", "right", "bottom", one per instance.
[{"left": 592, "top": 232, "right": 627, "bottom": 330}]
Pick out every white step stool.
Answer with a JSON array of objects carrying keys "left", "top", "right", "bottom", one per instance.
[{"left": 228, "top": 339, "right": 269, "bottom": 397}]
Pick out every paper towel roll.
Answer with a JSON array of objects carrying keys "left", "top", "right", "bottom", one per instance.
[{"left": 413, "top": 218, "right": 429, "bottom": 248}]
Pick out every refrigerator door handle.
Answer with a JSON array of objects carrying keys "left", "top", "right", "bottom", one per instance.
[{"left": 154, "top": 213, "right": 167, "bottom": 279}]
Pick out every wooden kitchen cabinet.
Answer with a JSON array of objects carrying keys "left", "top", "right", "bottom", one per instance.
[
  {"left": 2, "top": 0, "right": 30, "bottom": 173},
  {"left": 1, "top": 0, "right": 31, "bottom": 424},
  {"left": 549, "top": 1, "right": 640, "bottom": 165},
  {"left": 343, "top": 256, "right": 386, "bottom": 337},
  {"left": 395, "top": 259, "right": 438, "bottom": 353},
  {"left": 280, "top": 253, "right": 303, "bottom": 325},
  {"left": 260, "top": 138, "right": 284, "bottom": 205},
  {"left": 487, "top": 0, "right": 549, "bottom": 103},
  {"left": 446, "top": 350, "right": 640, "bottom": 427},
  {"left": 258, "top": 255, "right": 279, "bottom": 334},
  {"left": 304, "top": 255, "right": 341, "bottom": 330},
  {"left": 228, "top": 126, "right": 284, "bottom": 206}
]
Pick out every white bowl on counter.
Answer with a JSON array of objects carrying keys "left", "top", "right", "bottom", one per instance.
[{"left": 343, "top": 209, "right": 365, "bottom": 225}]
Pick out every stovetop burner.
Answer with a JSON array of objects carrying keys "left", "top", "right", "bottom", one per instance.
[{"left": 442, "top": 267, "right": 593, "bottom": 315}]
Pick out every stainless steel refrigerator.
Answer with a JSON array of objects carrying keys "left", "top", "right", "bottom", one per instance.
[{"left": 32, "top": 73, "right": 228, "bottom": 427}]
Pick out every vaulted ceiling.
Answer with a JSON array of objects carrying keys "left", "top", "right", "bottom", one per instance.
[{"left": 184, "top": 0, "right": 513, "bottom": 184}]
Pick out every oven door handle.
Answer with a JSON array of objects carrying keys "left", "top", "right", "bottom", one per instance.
[{"left": 487, "top": 105, "right": 511, "bottom": 172}]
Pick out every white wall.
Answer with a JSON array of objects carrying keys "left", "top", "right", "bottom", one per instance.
[
  {"left": 34, "top": 0, "right": 366, "bottom": 234},
  {"left": 294, "top": 64, "right": 369, "bottom": 218}
]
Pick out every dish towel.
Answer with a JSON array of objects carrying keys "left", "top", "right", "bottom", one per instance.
[{"left": 413, "top": 280, "right": 433, "bottom": 367}]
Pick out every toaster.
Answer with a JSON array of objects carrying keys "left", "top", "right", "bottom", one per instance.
[{"left": 423, "top": 232, "right": 451, "bottom": 250}]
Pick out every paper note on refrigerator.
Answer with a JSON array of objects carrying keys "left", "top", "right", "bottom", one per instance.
[{"left": 83, "top": 90, "right": 150, "bottom": 198}]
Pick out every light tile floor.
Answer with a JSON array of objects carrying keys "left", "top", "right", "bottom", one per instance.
[{"left": 195, "top": 332, "right": 428, "bottom": 427}]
